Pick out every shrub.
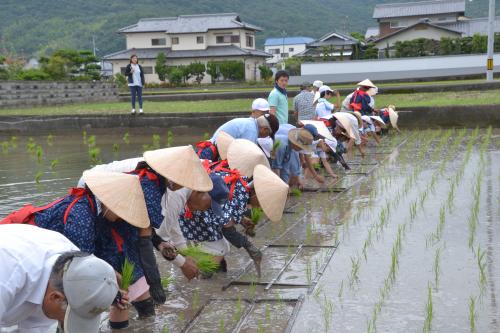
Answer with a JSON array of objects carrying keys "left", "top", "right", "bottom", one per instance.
[
  {"left": 155, "top": 52, "right": 168, "bottom": 82},
  {"left": 219, "top": 60, "right": 244, "bottom": 81},
  {"left": 16, "top": 69, "right": 50, "bottom": 81},
  {"left": 259, "top": 65, "right": 273, "bottom": 81},
  {"left": 206, "top": 61, "right": 219, "bottom": 83},
  {"left": 113, "top": 73, "right": 127, "bottom": 89},
  {"left": 168, "top": 67, "right": 183, "bottom": 85},
  {"left": 188, "top": 62, "right": 206, "bottom": 84}
]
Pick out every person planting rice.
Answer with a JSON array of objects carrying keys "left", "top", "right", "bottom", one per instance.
[
  {"left": 180, "top": 141, "right": 288, "bottom": 277},
  {"left": 76, "top": 146, "right": 214, "bottom": 284},
  {"left": 322, "top": 112, "right": 365, "bottom": 160},
  {"left": 1, "top": 171, "right": 154, "bottom": 328},
  {"left": 361, "top": 115, "right": 381, "bottom": 145},
  {"left": 0, "top": 224, "right": 120, "bottom": 333},
  {"left": 250, "top": 98, "right": 271, "bottom": 118},
  {"left": 344, "top": 79, "right": 379, "bottom": 116},
  {"left": 195, "top": 114, "right": 279, "bottom": 161}
]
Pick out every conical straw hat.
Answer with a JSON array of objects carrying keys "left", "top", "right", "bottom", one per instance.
[
  {"left": 216, "top": 131, "right": 234, "bottom": 160},
  {"left": 83, "top": 171, "right": 150, "bottom": 228},
  {"left": 300, "top": 120, "right": 336, "bottom": 142},
  {"left": 356, "top": 79, "right": 376, "bottom": 88},
  {"left": 388, "top": 107, "right": 399, "bottom": 130},
  {"left": 369, "top": 115, "right": 387, "bottom": 128},
  {"left": 333, "top": 112, "right": 356, "bottom": 139},
  {"left": 227, "top": 139, "right": 270, "bottom": 177},
  {"left": 352, "top": 111, "right": 363, "bottom": 127},
  {"left": 253, "top": 164, "right": 289, "bottom": 222},
  {"left": 361, "top": 115, "right": 373, "bottom": 124},
  {"left": 144, "top": 146, "right": 213, "bottom": 192}
]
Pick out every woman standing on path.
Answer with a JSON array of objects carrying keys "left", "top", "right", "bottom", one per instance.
[{"left": 124, "top": 54, "right": 145, "bottom": 115}]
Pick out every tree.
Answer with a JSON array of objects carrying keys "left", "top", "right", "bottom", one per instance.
[
  {"left": 258, "top": 65, "right": 273, "bottom": 81},
  {"left": 362, "top": 43, "right": 379, "bottom": 59},
  {"left": 16, "top": 69, "right": 50, "bottom": 80},
  {"left": 471, "top": 34, "right": 487, "bottom": 54},
  {"left": 350, "top": 32, "right": 366, "bottom": 42},
  {"left": 283, "top": 57, "right": 302, "bottom": 75},
  {"left": 219, "top": 61, "right": 244, "bottom": 81},
  {"left": 168, "top": 67, "right": 183, "bottom": 85},
  {"left": 41, "top": 55, "right": 68, "bottom": 80},
  {"left": 188, "top": 62, "right": 206, "bottom": 84},
  {"left": 155, "top": 53, "right": 168, "bottom": 82},
  {"left": 206, "top": 61, "right": 219, "bottom": 83}
]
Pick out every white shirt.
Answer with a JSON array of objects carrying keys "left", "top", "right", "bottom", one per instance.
[
  {"left": 342, "top": 112, "right": 362, "bottom": 145},
  {"left": 128, "top": 64, "right": 142, "bottom": 87},
  {"left": 0, "top": 224, "right": 78, "bottom": 332}
]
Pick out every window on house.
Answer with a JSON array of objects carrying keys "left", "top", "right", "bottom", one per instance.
[
  {"left": 280, "top": 53, "right": 289, "bottom": 58},
  {"left": 151, "top": 38, "right": 166, "bottom": 46},
  {"left": 171, "top": 37, "right": 179, "bottom": 45},
  {"left": 390, "top": 20, "right": 407, "bottom": 28},
  {"left": 246, "top": 35, "right": 254, "bottom": 47},
  {"left": 289, "top": 47, "right": 294, "bottom": 52},
  {"left": 197, "top": 36, "right": 204, "bottom": 44},
  {"left": 270, "top": 48, "right": 280, "bottom": 54},
  {"left": 142, "top": 66, "right": 153, "bottom": 74},
  {"left": 438, "top": 17, "right": 448, "bottom": 21},
  {"left": 216, "top": 35, "right": 240, "bottom": 44}
]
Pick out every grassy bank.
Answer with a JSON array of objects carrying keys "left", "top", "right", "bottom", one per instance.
[{"left": 1, "top": 90, "right": 499, "bottom": 116}]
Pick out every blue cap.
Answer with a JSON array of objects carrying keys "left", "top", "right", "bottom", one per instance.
[
  {"left": 208, "top": 174, "right": 229, "bottom": 217},
  {"left": 303, "top": 124, "right": 319, "bottom": 139}
]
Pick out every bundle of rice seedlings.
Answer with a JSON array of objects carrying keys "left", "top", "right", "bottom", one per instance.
[
  {"left": 178, "top": 246, "right": 219, "bottom": 274},
  {"left": 161, "top": 274, "right": 174, "bottom": 288},
  {"left": 120, "top": 257, "right": 135, "bottom": 290},
  {"left": 290, "top": 188, "right": 302, "bottom": 197},
  {"left": 250, "top": 207, "right": 264, "bottom": 225}
]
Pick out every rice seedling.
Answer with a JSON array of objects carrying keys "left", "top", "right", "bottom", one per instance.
[
  {"left": 433, "top": 248, "right": 441, "bottom": 289},
  {"left": 218, "top": 318, "right": 224, "bottom": 333},
  {"left": 192, "top": 289, "right": 200, "bottom": 310},
  {"left": 87, "top": 135, "right": 96, "bottom": 148},
  {"left": 290, "top": 188, "right": 302, "bottom": 197},
  {"left": 314, "top": 284, "right": 324, "bottom": 301},
  {"left": 389, "top": 246, "right": 398, "bottom": 283},
  {"left": 34, "top": 171, "right": 43, "bottom": 184},
  {"left": 35, "top": 145, "right": 44, "bottom": 164},
  {"left": 248, "top": 281, "right": 257, "bottom": 299},
  {"left": 338, "top": 280, "right": 344, "bottom": 299},
  {"left": 161, "top": 274, "right": 174, "bottom": 289},
  {"left": 349, "top": 255, "right": 360, "bottom": 286},
  {"left": 306, "top": 259, "right": 313, "bottom": 284},
  {"left": 203, "top": 132, "right": 210, "bottom": 140},
  {"left": 119, "top": 257, "right": 135, "bottom": 290},
  {"left": 265, "top": 304, "right": 271, "bottom": 323},
  {"left": 257, "top": 320, "right": 264, "bottom": 333},
  {"left": 143, "top": 134, "right": 161, "bottom": 150},
  {"left": 409, "top": 201, "right": 417, "bottom": 220},
  {"left": 233, "top": 296, "right": 242, "bottom": 321},
  {"left": 178, "top": 311, "right": 185, "bottom": 323},
  {"left": 178, "top": 246, "right": 220, "bottom": 274},
  {"left": 26, "top": 137, "right": 36, "bottom": 153},
  {"left": 1, "top": 141, "right": 9, "bottom": 153},
  {"left": 122, "top": 132, "right": 130, "bottom": 144},
  {"left": 10, "top": 136, "right": 17, "bottom": 149},
  {"left": 46, "top": 134, "right": 54, "bottom": 146},
  {"left": 469, "top": 296, "right": 476, "bottom": 333},
  {"left": 476, "top": 246, "right": 487, "bottom": 292},
  {"left": 166, "top": 130, "right": 174, "bottom": 147},
  {"left": 162, "top": 325, "right": 169, "bottom": 333},
  {"left": 50, "top": 159, "right": 59, "bottom": 170},
  {"left": 306, "top": 223, "right": 313, "bottom": 243},
  {"left": 82, "top": 130, "right": 87, "bottom": 144},
  {"left": 112, "top": 143, "right": 120, "bottom": 153},
  {"left": 89, "top": 147, "right": 102, "bottom": 165},
  {"left": 423, "top": 284, "right": 433, "bottom": 333},
  {"left": 322, "top": 296, "right": 334, "bottom": 331}
]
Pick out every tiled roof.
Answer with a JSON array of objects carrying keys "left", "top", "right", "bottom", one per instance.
[
  {"left": 307, "top": 31, "right": 361, "bottom": 47},
  {"left": 373, "top": 0, "right": 465, "bottom": 19},
  {"left": 264, "top": 37, "right": 315, "bottom": 46},
  {"left": 440, "top": 17, "right": 500, "bottom": 36},
  {"left": 103, "top": 45, "right": 271, "bottom": 60},
  {"left": 118, "top": 13, "right": 262, "bottom": 34},
  {"left": 374, "top": 20, "right": 462, "bottom": 43}
]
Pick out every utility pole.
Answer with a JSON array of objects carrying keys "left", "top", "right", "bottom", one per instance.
[
  {"left": 281, "top": 30, "right": 286, "bottom": 70},
  {"left": 486, "top": 0, "right": 495, "bottom": 81},
  {"left": 92, "top": 35, "right": 97, "bottom": 56}
]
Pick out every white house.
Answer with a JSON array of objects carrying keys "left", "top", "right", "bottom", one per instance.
[
  {"left": 264, "top": 37, "right": 314, "bottom": 64},
  {"left": 103, "top": 13, "right": 272, "bottom": 83}
]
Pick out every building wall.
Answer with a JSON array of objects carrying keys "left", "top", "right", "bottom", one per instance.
[
  {"left": 374, "top": 25, "right": 461, "bottom": 50},
  {"left": 170, "top": 33, "right": 207, "bottom": 51},
  {"left": 206, "top": 29, "right": 255, "bottom": 49},
  {"left": 378, "top": 13, "right": 460, "bottom": 37},
  {"left": 125, "top": 32, "right": 171, "bottom": 49},
  {"left": 110, "top": 56, "right": 266, "bottom": 84},
  {"left": 264, "top": 43, "right": 308, "bottom": 64}
]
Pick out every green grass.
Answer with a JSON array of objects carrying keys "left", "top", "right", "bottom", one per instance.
[{"left": 2, "top": 89, "right": 500, "bottom": 116}]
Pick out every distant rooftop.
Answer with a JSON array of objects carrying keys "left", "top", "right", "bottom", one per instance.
[
  {"left": 373, "top": 0, "right": 465, "bottom": 19},
  {"left": 264, "top": 37, "right": 315, "bottom": 46},
  {"left": 119, "top": 13, "right": 262, "bottom": 34}
]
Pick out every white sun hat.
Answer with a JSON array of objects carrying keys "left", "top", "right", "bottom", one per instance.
[
  {"left": 332, "top": 112, "right": 356, "bottom": 140},
  {"left": 257, "top": 137, "right": 273, "bottom": 158},
  {"left": 356, "top": 79, "right": 376, "bottom": 88},
  {"left": 253, "top": 164, "right": 289, "bottom": 222},
  {"left": 216, "top": 131, "right": 234, "bottom": 160},
  {"left": 312, "top": 80, "right": 323, "bottom": 88},
  {"left": 318, "top": 85, "right": 334, "bottom": 94},
  {"left": 144, "top": 146, "right": 213, "bottom": 192},
  {"left": 63, "top": 255, "right": 118, "bottom": 333},
  {"left": 300, "top": 120, "right": 336, "bottom": 142},
  {"left": 83, "top": 171, "right": 150, "bottom": 228},
  {"left": 227, "top": 139, "right": 270, "bottom": 177}
]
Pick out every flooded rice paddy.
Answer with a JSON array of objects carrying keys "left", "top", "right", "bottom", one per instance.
[{"left": 0, "top": 127, "right": 499, "bottom": 332}]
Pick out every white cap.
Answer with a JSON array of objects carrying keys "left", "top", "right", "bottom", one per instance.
[
  {"left": 63, "top": 255, "right": 119, "bottom": 333},
  {"left": 251, "top": 98, "right": 270, "bottom": 112},
  {"left": 312, "top": 80, "right": 323, "bottom": 88},
  {"left": 361, "top": 115, "right": 373, "bottom": 124},
  {"left": 324, "top": 138, "right": 337, "bottom": 153},
  {"left": 257, "top": 137, "right": 273, "bottom": 158},
  {"left": 319, "top": 85, "right": 333, "bottom": 94}
]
